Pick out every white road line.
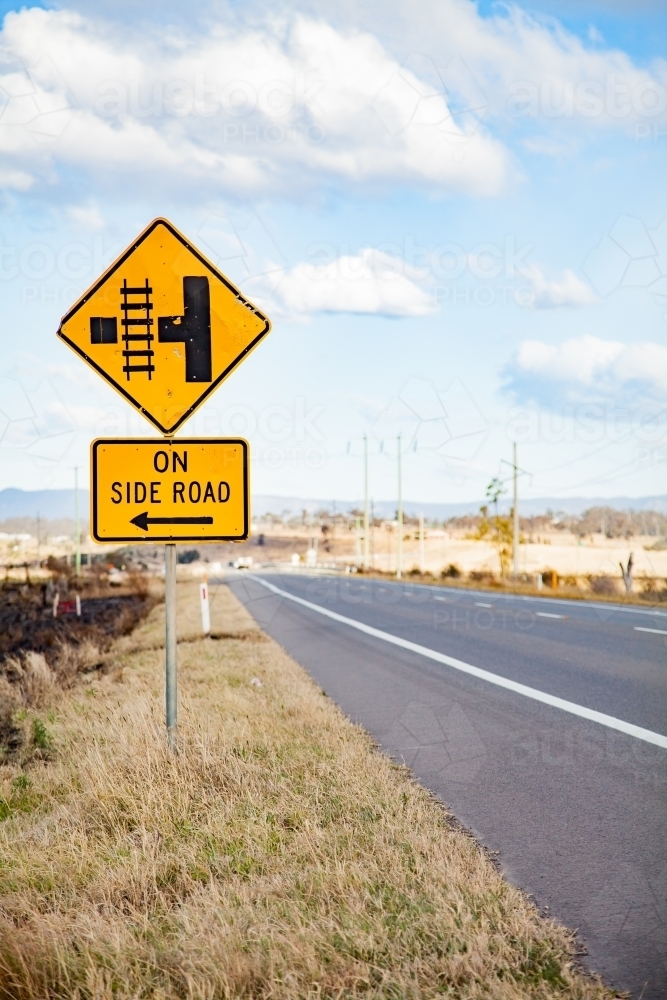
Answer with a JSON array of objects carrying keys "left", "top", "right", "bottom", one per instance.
[
  {"left": 635, "top": 627, "right": 667, "bottom": 635},
  {"left": 434, "top": 596, "right": 447, "bottom": 602},
  {"left": 475, "top": 602, "right": 493, "bottom": 608},
  {"left": 249, "top": 576, "right": 667, "bottom": 751},
  {"left": 536, "top": 612, "right": 565, "bottom": 619},
  {"left": 369, "top": 578, "right": 667, "bottom": 618}
]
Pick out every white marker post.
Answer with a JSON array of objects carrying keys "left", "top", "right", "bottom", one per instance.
[{"left": 200, "top": 578, "right": 211, "bottom": 635}]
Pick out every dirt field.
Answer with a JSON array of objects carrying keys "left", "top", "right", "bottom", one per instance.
[{"left": 189, "top": 522, "right": 666, "bottom": 596}]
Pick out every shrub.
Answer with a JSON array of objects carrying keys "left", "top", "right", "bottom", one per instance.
[
  {"left": 177, "top": 549, "right": 200, "bottom": 565},
  {"left": 441, "top": 563, "right": 462, "bottom": 579},
  {"left": 469, "top": 569, "right": 495, "bottom": 583},
  {"left": 31, "top": 717, "right": 54, "bottom": 753},
  {"left": 589, "top": 575, "right": 618, "bottom": 596}
]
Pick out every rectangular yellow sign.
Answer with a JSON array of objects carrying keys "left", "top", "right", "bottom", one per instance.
[{"left": 91, "top": 438, "right": 248, "bottom": 543}]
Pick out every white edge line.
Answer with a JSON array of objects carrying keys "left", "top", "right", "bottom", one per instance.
[
  {"left": 634, "top": 627, "right": 667, "bottom": 635},
  {"left": 249, "top": 575, "right": 667, "bottom": 751}
]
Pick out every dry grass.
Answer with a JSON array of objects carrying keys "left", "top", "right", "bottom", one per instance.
[{"left": 0, "top": 582, "right": 617, "bottom": 1000}]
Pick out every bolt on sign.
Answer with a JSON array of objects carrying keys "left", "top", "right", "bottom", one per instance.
[
  {"left": 91, "top": 438, "right": 248, "bottom": 543},
  {"left": 57, "top": 218, "right": 271, "bottom": 435}
]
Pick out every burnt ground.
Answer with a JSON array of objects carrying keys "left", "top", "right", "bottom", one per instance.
[
  {"left": 0, "top": 581, "right": 159, "bottom": 762},
  {"left": 0, "top": 584, "right": 157, "bottom": 667}
]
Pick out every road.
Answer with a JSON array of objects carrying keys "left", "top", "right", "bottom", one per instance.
[{"left": 224, "top": 572, "right": 667, "bottom": 999}]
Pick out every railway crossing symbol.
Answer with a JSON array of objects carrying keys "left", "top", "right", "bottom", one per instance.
[{"left": 57, "top": 217, "right": 271, "bottom": 435}]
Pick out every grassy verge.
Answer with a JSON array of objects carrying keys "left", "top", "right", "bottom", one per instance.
[{"left": 0, "top": 581, "right": 617, "bottom": 999}]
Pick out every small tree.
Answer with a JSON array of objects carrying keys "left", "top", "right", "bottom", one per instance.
[
  {"left": 620, "top": 553, "right": 633, "bottom": 593},
  {"left": 475, "top": 479, "right": 513, "bottom": 578}
]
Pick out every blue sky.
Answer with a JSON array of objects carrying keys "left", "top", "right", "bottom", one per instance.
[{"left": 0, "top": 0, "right": 665, "bottom": 506}]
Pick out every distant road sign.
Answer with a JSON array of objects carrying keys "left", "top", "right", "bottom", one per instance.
[
  {"left": 91, "top": 438, "right": 248, "bottom": 543},
  {"left": 58, "top": 218, "right": 270, "bottom": 435}
]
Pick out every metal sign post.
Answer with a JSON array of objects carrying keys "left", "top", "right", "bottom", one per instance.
[
  {"left": 165, "top": 543, "right": 177, "bottom": 751},
  {"left": 57, "top": 217, "right": 270, "bottom": 751},
  {"left": 90, "top": 435, "right": 249, "bottom": 754}
]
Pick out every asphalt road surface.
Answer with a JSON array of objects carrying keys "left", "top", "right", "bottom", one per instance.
[{"left": 225, "top": 571, "right": 667, "bottom": 999}]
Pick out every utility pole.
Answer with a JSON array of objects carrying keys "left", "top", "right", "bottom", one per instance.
[
  {"left": 363, "top": 434, "right": 369, "bottom": 570},
  {"left": 419, "top": 512, "right": 425, "bottom": 575},
  {"left": 74, "top": 467, "right": 81, "bottom": 577},
  {"left": 512, "top": 442, "right": 518, "bottom": 579},
  {"left": 370, "top": 499, "right": 375, "bottom": 568},
  {"left": 397, "top": 434, "right": 403, "bottom": 579}
]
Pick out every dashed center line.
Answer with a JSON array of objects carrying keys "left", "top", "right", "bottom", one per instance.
[
  {"left": 250, "top": 576, "right": 667, "bottom": 750},
  {"left": 635, "top": 627, "right": 667, "bottom": 635},
  {"left": 475, "top": 602, "right": 492, "bottom": 608},
  {"left": 434, "top": 596, "right": 447, "bottom": 602},
  {"left": 536, "top": 612, "right": 565, "bottom": 619}
]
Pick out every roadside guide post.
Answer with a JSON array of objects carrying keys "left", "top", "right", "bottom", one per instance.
[
  {"left": 56, "top": 218, "right": 271, "bottom": 751},
  {"left": 200, "top": 577, "right": 211, "bottom": 635},
  {"left": 74, "top": 467, "right": 81, "bottom": 578}
]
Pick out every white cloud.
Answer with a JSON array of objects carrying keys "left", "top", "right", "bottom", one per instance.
[
  {"left": 393, "top": 0, "right": 667, "bottom": 129},
  {"left": 518, "top": 263, "right": 598, "bottom": 308},
  {"left": 515, "top": 335, "right": 623, "bottom": 382},
  {"left": 0, "top": 2, "right": 663, "bottom": 202},
  {"left": 66, "top": 201, "right": 104, "bottom": 229},
  {"left": 507, "top": 334, "right": 667, "bottom": 401},
  {"left": 0, "top": 167, "right": 32, "bottom": 189},
  {"left": 266, "top": 249, "right": 436, "bottom": 317},
  {"left": 0, "top": 7, "right": 510, "bottom": 199},
  {"left": 521, "top": 136, "right": 575, "bottom": 157},
  {"left": 195, "top": 212, "right": 436, "bottom": 316}
]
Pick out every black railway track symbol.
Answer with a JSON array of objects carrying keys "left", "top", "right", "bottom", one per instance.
[{"left": 120, "top": 278, "right": 155, "bottom": 380}]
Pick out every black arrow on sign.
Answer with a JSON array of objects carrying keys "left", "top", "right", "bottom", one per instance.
[{"left": 130, "top": 512, "right": 214, "bottom": 531}]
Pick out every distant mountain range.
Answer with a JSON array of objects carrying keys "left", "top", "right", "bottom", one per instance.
[
  {"left": 0, "top": 489, "right": 90, "bottom": 521},
  {"left": 3, "top": 487, "right": 665, "bottom": 522},
  {"left": 252, "top": 494, "right": 667, "bottom": 519}
]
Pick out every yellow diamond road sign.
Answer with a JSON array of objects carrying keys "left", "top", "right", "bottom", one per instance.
[
  {"left": 91, "top": 438, "right": 248, "bottom": 543},
  {"left": 58, "top": 218, "right": 271, "bottom": 435}
]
